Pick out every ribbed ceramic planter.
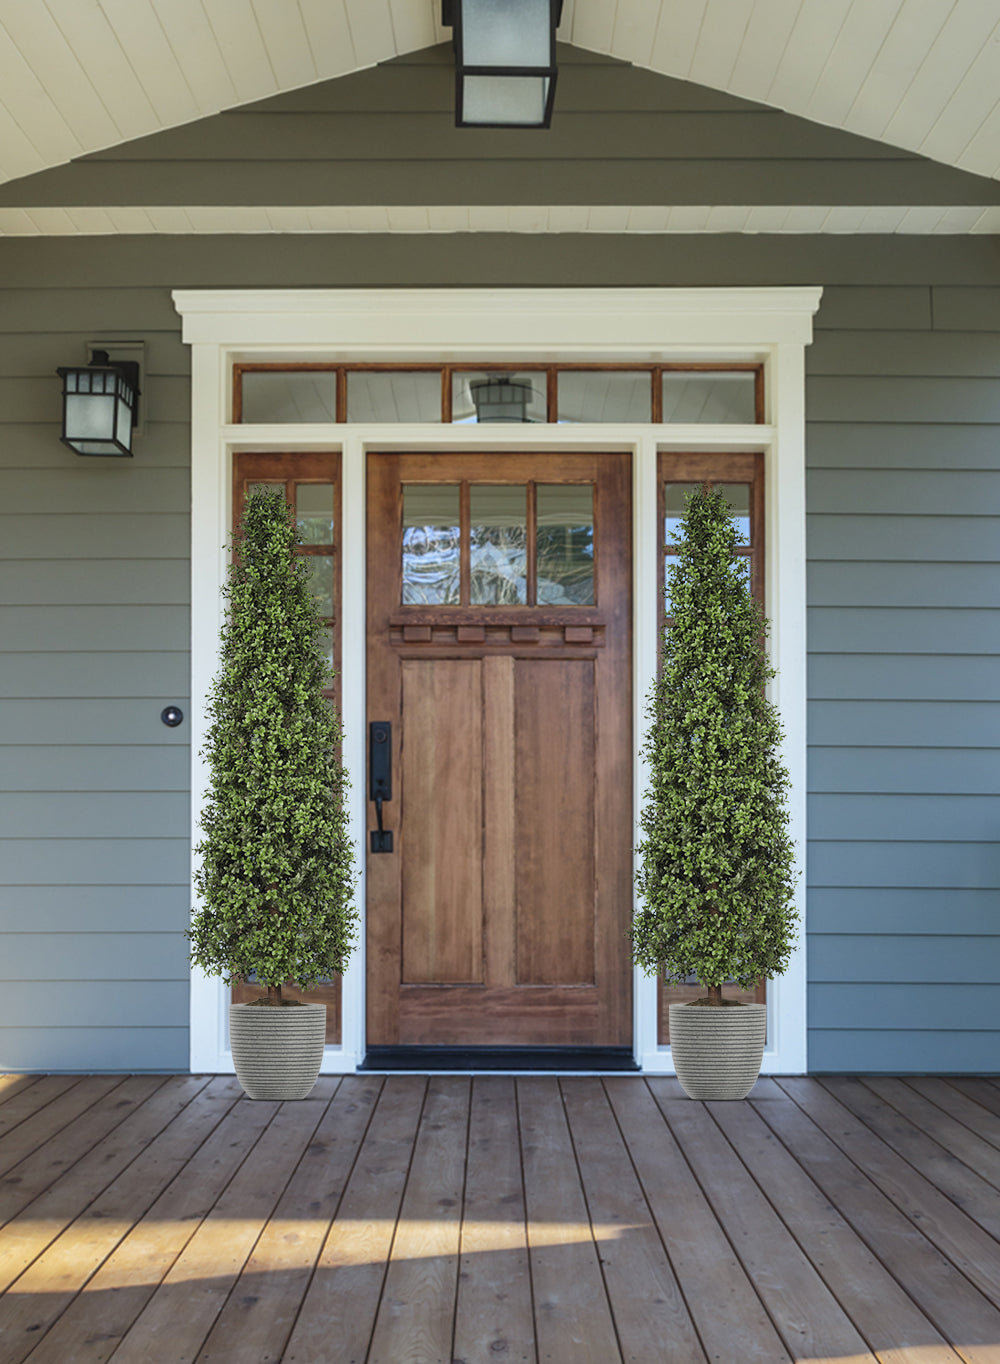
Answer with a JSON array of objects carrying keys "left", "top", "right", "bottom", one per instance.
[
  {"left": 229, "top": 1002, "right": 326, "bottom": 1100},
  {"left": 668, "top": 1001, "right": 767, "bottom": 1100}
]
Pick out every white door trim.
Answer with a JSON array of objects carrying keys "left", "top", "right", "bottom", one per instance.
[{"left": 176, "top": 286, "right": 820, "bottom": 1075}]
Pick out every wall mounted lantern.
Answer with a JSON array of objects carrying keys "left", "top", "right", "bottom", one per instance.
[
  {"left": 56, "top": 349, "right": 140, "bottom": 456},
  {"left": 443, "top": 0, "right": 562, "bottom": 128},
  {"left": 470, "top": 375, "right": 533, "bottom": 421}
]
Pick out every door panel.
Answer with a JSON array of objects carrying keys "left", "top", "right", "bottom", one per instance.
[{"left": 366, "top": 451, "right": 631, "bottom": 1051}]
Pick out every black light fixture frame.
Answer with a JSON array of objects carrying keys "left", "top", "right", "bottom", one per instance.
[
  {"left": 442, "top": 0, "right": 563, "bottom": 130},
  {"left": 56, "top": 349, "right": 141, "bottom": 457}
]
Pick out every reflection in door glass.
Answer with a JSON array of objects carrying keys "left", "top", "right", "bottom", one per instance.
[
  {"left": 295, "top": 483, "right": 334, "bottom": 544},
  {"left": 402, "top": 485, "right": 461, "bottom": 604},
  {"left": 718, "top": 483, "right": 751, "bottom": 544},
  {"left": 470, "top": 485, "right": 527, "bottom": 604},
  {"left": 298, "top": 555, "right": 335, "bottom": 616},
  {"left": 536, "top": 484, "right": 594, "bottom": 604}
]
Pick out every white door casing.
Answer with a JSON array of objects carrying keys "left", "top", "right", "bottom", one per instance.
[{"left": 175, "top": 286, "right": 820, "bottom": 1075}]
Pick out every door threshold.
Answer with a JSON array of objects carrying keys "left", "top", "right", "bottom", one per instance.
[{"left": 360, "top": 1046, "right": 639, "bottom": 1073}]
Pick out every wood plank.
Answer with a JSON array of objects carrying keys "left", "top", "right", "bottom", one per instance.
[
  {"left": 452, "top": 1077, "right": 534, "bottom": 1364},
  {"left": 647, "top": 1077, "right": 878, "bottom": 1363},
  {"left": 517, "top": 1077, "right": 620, "bottom": 1363},
  {"left": 482, "top": 656, "right": 516, "bottom": 990},
  {"left": 193, "top": 1077, "right": 384, "bottom": 1364},
  {"left": 942, "top": 1076, "right": 1000, "bottom": 1121},
  {"left": 561, "top": 1079, "right": 705, "bottom": 1362},
  {"left": 0, "top": 1077, "right": 40, "bottom": 1106},
  {"left": 0, "top": 1076, "right": 152, "bottom": 1203},
  {"left": 367, "top": 1077, "right": 470, "bottom": 1364},
  {"left": 282, "top": 1075, "right": 427, "bottom": 1362},
  {"left": 0, "top": 1076, "right": 80, "bottom": 1142},
  {"left": 773, "top": 1079, "right": 1000, "bottom": 1326},
  {"left": 868, "top": 1075, "right": 1000, "bottom": 1177},
  {"left": 515, "top": 659, "right": 595, "bottom": 987},
  {"left": 824, "top": 1077, "right": 1000, "bottom": 1237},
  {"left": 0, "top": 1075, "right": 216, "bottom": 1294},
  {"left": 400, "top": 658, "right": 483, "bottom": 985},
  {"left": 710, "top": 1085, "right": 962, "bottom": 1364},
  {"left": 605, "top": 1078, "right": 788, "bottom": 1362},
  {"left": 0, "top": 1080, "right": 243, "bottom": 1364},
  {"left": 106, "top": 1092, "right": 332, "bottom": 1364},
  {"left": 18, "top": 1094, "right": 280, "bottom": 1364}
]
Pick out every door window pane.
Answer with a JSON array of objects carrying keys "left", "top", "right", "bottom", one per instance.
[
  {"left": 299, "top": 555, "right": 335, "bottom": 616},
  {"left": 346, "top": 371, "right": 442, "bottom": 423},
  {"left": 241, "top": 372, "right": 338, "bottom": 423},
  {"left": 403, "top": 485, "right": 461, "bottom": 604},
  {"left": 536, "top": 484, "right": 594, "bottom": 604},
  {"left": 557, "top": 371, "right": 652, "bottom": 423},
  {"left": 470, "top": 485, "right": 527, "bottom": 604},
  {"left": 664, "top": 483, "right": 700, "bottom": 546},
  {"left": 453, "top": 372, "right": 546, "bottom": 424},
  {"left": 661, "top": 372, "right": 757, "bottom": 423},
  {"left": 295, "top": 483, "right": 334, "bottom": 544},
  {"left": 718, "top": 483, "right": 751, "bottom": 544}
]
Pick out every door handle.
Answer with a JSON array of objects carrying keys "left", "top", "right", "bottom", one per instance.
[{"left": 369, "top": 722, "right": 393, "bottom": 853}]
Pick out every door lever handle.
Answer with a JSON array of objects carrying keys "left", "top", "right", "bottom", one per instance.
[{"left": 369, "top": 722, "right": 393, "bottom": 853}]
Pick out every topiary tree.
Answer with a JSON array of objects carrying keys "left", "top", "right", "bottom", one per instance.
[
  {"left": 633, "top": 485, "right": 797, "bottom": 1005},
  {"left": 189, "top": 487, "right": 357, "bottom": 1006}
]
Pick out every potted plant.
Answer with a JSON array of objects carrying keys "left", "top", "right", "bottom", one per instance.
[
  {"left": 633, "top": 485, "right": 797, "bottom": 1099},
  {"left": 189, "top": 487, "right": 357, "bottom": 1099}
]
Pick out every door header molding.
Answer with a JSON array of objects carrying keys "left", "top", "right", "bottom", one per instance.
[{"left": 173, "top": 286, "right": 822, "bottom": 353}]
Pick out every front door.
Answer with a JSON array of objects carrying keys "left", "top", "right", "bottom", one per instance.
[{"left": 366, "top": 452, "right": 632, "bottom": 1055}]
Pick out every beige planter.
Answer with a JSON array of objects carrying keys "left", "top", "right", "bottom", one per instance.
[
  {"left": 229, "top": 1002, "right": 326, "bottom": 1100},
  {"left": 668, "top": 1001, "right": 767, "bottom": 1100}
]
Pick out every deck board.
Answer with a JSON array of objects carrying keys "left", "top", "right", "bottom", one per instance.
[{"left": 0, "top": 1071, "right": 997, "bottom": 1363}]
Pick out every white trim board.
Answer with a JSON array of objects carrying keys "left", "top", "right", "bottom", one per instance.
[
  {"left": 175, "top": 286, "right": 818, "bottom": 1076},
  {"left": 5, "top": 205, "right": 1000, "bottom": 236}
]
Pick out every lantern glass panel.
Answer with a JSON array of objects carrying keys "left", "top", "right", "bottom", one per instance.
[
  {"left": 461, "top": 0, "right": 551, "bottom": 67},
  {"left": 461, "top": 75, "right": 550, "bottom": 125}
]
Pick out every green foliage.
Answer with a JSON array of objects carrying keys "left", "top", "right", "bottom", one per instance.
[
  {"left": 633, "top": 486, "right": 798, "bottom": 993},
  {"left": 188, "top": 488, "right": 357, "bottom": 995}
]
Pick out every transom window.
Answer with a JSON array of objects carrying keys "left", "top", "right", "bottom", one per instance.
[{"left": 234, "top": 363, "right": 763, "bottom": 425}]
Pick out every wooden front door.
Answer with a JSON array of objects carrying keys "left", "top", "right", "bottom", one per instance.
[{"left": 366, "top": 452, "right": 632, "bottom": 1052}]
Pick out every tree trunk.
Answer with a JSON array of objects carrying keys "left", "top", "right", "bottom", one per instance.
[
  {"left": 266, "top": 984, "right": 283, "bottom": 1007},
  {"left": 706, "top": 983, "right": 723, "bottom": 1006}
]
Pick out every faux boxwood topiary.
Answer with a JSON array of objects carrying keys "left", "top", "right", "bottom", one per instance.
[
  {"left": 188, "top": 487, "right": 357, "bottom": 1088},
  {"left": 633, "top": 485, "right": 797, "bottom": 1042}
]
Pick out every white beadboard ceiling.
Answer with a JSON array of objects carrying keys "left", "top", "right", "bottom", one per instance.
[{"left": 1, "top": 1, "right": 999, "bottom": 207}]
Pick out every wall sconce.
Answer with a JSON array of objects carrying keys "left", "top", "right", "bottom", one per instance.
[
  {"left": 443, "top": 0, "right": 562, "bottom": 128},
  {"left": 56, "top": 348, "right": 140, "bottom": 457}
]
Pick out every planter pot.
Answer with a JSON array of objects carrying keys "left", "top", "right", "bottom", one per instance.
[
  {"left": 668, "top": 1001, "right": 767, "bottom": 1100},
  {"left": 229, "top": 1002, "right": 326, "bottom": 1100}
]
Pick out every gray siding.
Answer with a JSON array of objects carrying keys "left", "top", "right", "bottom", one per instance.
[
  {"left": 0, "top": 290, "right": 191, "bottom": 1073},
  {"left": 1, "top": 49, "right": 998, "bottom": 1073},
  {"left": 806, "top": 297, "right": 1000, "bottom": 1072}
]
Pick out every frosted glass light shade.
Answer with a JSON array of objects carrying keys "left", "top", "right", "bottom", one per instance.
[
  {"left": 451, "top": 0, "right": 559, "bottom": 128},
  {"left": 56, "top": 355, "right": 139, "bottom": 456}
]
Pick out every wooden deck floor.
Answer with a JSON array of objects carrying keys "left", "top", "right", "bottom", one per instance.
[{"left": 0, "top": 1073, "right": 998, "bottom": 1362}]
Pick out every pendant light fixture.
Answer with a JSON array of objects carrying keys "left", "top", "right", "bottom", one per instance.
[{"left": 443, "top": 0, "right": 562, "bottom": 129}]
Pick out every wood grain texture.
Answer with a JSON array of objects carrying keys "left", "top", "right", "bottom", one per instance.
[
  {"left": 515, "top": 658, "right": 595, "bottom": 987},
  {"left": 453, "top": 1077, "right": 534, "bottom": 1364},
  {"left": 367, "top": 451, "right": 631, "bottom": 1049},
  {"left": 401, "top": 658, "right": 483, "bottom": 985}
]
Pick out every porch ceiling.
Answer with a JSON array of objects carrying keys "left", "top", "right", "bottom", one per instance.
[{"left": 2, "top": 1, "right": 1000, "bottom": 194}]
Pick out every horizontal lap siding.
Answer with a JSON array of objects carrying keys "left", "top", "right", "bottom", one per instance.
[
  {"left": 807, "top": 295, "right": 1000, "bottom": 1072},
  {"left": 0, "top": 296, "right": 191, "bottom": 1072}
]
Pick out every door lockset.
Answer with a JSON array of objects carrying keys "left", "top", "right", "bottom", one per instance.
[{"left": 369, "top": 721, "right": 393, "bottom": 853}]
